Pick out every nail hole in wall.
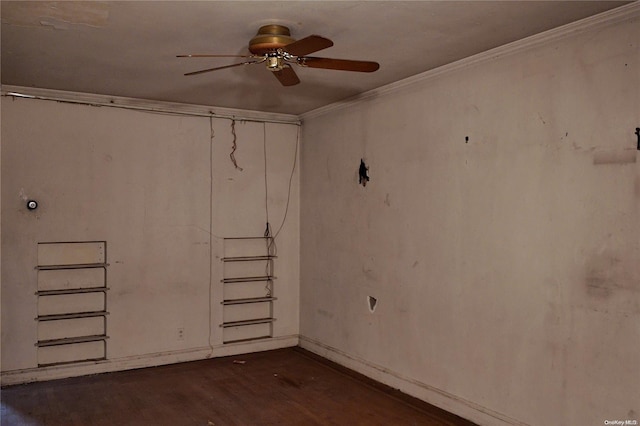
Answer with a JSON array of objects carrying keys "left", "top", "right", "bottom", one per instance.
[{"left": 367, "top": 296, "right": 377, "bottom": 313}]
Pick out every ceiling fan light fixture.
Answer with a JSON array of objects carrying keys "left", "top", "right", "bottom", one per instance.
[{"left": 266, "top": 54, "right": 284, "bottom": 71}]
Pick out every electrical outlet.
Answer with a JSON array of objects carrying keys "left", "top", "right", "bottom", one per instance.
[{"left": 177, "top": 327, "right": 184, "bottom": 341}]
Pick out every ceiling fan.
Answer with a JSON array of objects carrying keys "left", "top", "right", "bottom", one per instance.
[{"left": 178, "top": 24, "right": 380, "bottom": 86}]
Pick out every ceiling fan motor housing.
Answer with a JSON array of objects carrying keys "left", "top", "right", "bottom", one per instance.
[{"left": 249, "top": 25, "right": 295, "bottom": 55}]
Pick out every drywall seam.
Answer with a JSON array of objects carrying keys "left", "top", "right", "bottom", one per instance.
[
  {"left": 300, "top": 1, "right": 640, "bottom": 121},
  {"left": 0, "top": 335, "right": 299, "bottom": 386},
  {"left": 299, "top": 335, "right": 531, "bottom": 426},
  {"left": 0, "top": 85, "right": 301, "bottom": 125}
]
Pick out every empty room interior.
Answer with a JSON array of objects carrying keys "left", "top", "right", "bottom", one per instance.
[{"left": 1, "top": 1, "right": 639, "bottom": 425}]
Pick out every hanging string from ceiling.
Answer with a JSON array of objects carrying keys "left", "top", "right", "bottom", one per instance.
[
  {"left": 262, "top": 123, "right": 299, "bottom": 259},
  {"left": 263, "top": 122, "right": 272, "bottom": 239},
  {"left": 207, "top": 116, "right": 215, "bottom": 355},
  {"left": 273, "top": 124, "right": 299, "bottom": 242},
  {"left": 229, "top": 119, "right": 243, "bottom": 171}
]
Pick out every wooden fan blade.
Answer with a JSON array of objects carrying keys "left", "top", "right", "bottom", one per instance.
[
  {"left": 298, "top": 57, "right": 379, "bottom": 72},
  {"left": 283, "top": 35, "right": 333, "bottom": 56},
  {"left": 177, "top": 54, "right": 252, "bottom": 58},
  {"left": 272, "top": 65, "right": 300, "bottom": 86},
  {"left": 184, "top": 60, "right": 258, "bottom": 76}
]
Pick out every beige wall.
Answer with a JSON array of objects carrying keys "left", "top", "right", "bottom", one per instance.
[
  {"left": 300, "top": 15, "right": 639, "bottom": 426},
  {"left": 1, "top": 98, "right": 299, "bottom": 377}
]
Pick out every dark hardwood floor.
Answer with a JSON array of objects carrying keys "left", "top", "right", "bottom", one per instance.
[{"left": 1, "top": 347, "right": 476, "bottom": 425}]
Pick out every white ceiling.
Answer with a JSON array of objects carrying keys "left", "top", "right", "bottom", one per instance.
[{"left": 1, "top": 1, "right": 631, "bottom": 115}]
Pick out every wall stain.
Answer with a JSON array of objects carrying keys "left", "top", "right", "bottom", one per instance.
[
  {"left": 3, "top": 2, "right": 110, "bottom": 28},
  {"left": 545, "top": 301, "right": 562, "bottom": 326},
  {"left": 538, "top": 113, "right": 546, "bottom": 125},
  {"left": 362, "top": 267, "right": 378, "bottom": 282},
  {"left": 570, "top": 141, "right": 595, "bottom": 153},
  {"left": 384, "top": 193, "right": 391, "bottom": 207},
  {"left": 593, "top": 149, "right": 636, "bottom": 165},
  {"left": 584, "top": 252, "right": 623, "bottom": 299},
  {"left": 317, "top": 309, "right": 334, "bottom": 319}
]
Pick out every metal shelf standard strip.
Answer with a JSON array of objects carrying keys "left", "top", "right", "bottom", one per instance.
[
  {"left": 221, "top": 318, "right": 275, "bottom": 328},
  {"left": 35, "top": 287, "right": 110, "bottom": 296},
  {"left": 222, "top": 276, "right": 275, "bottom": 283},
  {"left": 221, "top": 297, "right": 277, "bottom": 305},
  {"left": 223, "top": 237, "right": 272, "bottom": 240},
  {"left": 36, "top": 335, "right": 109, "bottom": 347},
  {"left": 36, "top": 263, "right": 108, "bottom": 270},
  {"left": 221, "top": 255, "right": 277, "bottom": 262},
  {"left": 38, "top": 356, "right": 106, "bottom": 368},
  {"left": 36, "top": 311, "right": 110, "bottom": 322},
  {"left": 223, "top": 335, "right": 273, "bottom": 344}
]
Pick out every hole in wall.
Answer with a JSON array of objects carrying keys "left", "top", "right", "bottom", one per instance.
[
  {"left": 367, "top": 296, "right": 377, "bottom": 313},
  {"left": 359, "top": 159, "right": 369, "bottom": 187}
]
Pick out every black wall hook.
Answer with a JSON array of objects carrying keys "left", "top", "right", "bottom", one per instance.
[{"left": 635, "top": 127, "right": 639, "bottom": 150}]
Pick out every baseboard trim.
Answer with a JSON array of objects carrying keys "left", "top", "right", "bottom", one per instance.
[
  {"left": 298, "top": 335, "right": 529, "bottom": 426},
  {"left": 1, "top": 335, "right": 299, "bottom": 386}
]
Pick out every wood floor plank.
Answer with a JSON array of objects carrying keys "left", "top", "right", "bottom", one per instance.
[{"left": 1, "top": 347, "right": 477, "bottom": 425}]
